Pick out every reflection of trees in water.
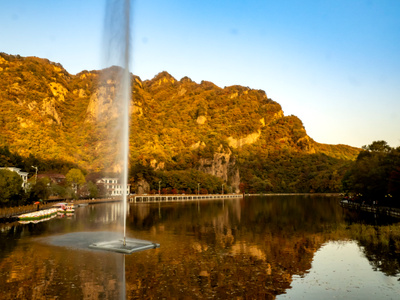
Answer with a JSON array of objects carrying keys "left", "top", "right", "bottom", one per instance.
[
  {"left": 0, "top": 223, "right": 22, "bottom": 260},
  {"left": 127, "top": 195, "right": 345, "bottom": 234},
  {"left": 342, "top": 206, "right": 400, "bottom": 276},
  {"left": 240, "top": 195, "right": 345, "bottom": 235},
  {"left": 123, "top": 196, "right": 400, "bottom": 297},
  {"left": 0, "top": 241, "right": 124, "bottom": 299},
  {"left": 123, "top": 196, "right": 347, "bottom": 298},
  {"left": 348, "top": 223, "right": 400, "bottom": 276},
  {"left": 0, "top": 221, "right": 57, "bottom": 260},
  {"left": 126, "top": 243, "right": 292, "bottom": 299},
  {"left": 2, "top": 196, "right": 400, "bottom": 298}
]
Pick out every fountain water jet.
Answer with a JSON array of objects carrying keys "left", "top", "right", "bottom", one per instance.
[{"left": 89, "top": 0, "right": 159, "bottom": 254}]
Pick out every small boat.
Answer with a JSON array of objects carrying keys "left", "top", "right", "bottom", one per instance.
[
  {"left": 65, "top": 205, "right": 75, "bottom": 213},
  {"left": 53, "top": 202, "right": 68, "bottom": 208},
  {"left": 53, "top": 202, "right": 75, "bottom": 215}
]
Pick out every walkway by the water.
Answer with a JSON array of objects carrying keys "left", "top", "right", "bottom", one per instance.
[
  {"left": 131, "top": 194, "right": 243, "bottom": 203},
  {"left": 340, "top": 199, "right": 400, "bottom": 218}
]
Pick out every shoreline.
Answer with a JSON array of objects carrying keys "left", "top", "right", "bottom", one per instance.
[
  {"left": 340, "top": 199, "right": 400, "bottom": 218},
  {"left": 245, "top": 193, "right": 341, "bottom": 197},
  {"left": 0, "top": 198, "right": 121, "bottom": 222},
  {"left": 0, "top": 193, "right": 342, "bottom": 223}
]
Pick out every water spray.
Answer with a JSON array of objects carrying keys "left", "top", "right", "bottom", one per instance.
[
  {"left": 89, "top": 0, "right": 159, "bottom": 254},
  {"left": 121, "top": 0, "right": 130, "bottom": 247}
]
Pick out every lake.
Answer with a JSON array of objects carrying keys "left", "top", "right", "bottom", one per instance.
[{"left": 1, "top": 195, "right": 400, "bottom": 299}]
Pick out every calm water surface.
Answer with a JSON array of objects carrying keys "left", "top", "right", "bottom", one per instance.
[{"left": 1, "top": 195, "right": 399, "bottom": 299}]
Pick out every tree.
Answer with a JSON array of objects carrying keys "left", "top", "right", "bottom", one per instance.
[
  {"left": 200, "top": 188, "right": 208, "bottom": 194},
  {"left": 66, "top": 168, "right": 86, "bottom": 196},
  {"left": 50, "top": 183, "right": 67, "bottom": 198},
  {"left": 343, "top": 141, "right": 400, "bottom": 207},
  {"left": 362, "top": 140, "right": 391, "bottom": 152},
  {"left": 87, "top": 181, "right": 99, "bottom": 199},
  {"left": 239, "top": 182, "right": 248, "bottom": 193},
  {"left": 129, "top": 162, "right": 155, "bottom": 182},
  {"left": 28, "top": 178, "right": 50, "bottom": 203},
  {"left": 0, "top": 169, "right": 23, "bottom": 206},
  {"left": 250, "top": 176, "right": 273, "bottom": 193}
]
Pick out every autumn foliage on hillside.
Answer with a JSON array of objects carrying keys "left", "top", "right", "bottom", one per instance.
[{"left": 0, "top": 53, "right": 361, "bottom": 193}]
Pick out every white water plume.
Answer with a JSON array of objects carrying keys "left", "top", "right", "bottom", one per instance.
[{"left": 100, "top": 0, "right": 131, "bottom": 243}]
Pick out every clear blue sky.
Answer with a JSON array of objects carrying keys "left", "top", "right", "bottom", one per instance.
[{"left": 1, "top": 0, "right": 399, "bottom": 148}]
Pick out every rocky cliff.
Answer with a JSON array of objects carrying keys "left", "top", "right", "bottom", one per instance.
[{"left": 198, "top": 147, "right": 241, "bottom": 193}]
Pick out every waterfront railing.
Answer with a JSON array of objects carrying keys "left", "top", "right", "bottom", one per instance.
[{"left": 131, "top": 193, "right": 243, "bottom": 203}]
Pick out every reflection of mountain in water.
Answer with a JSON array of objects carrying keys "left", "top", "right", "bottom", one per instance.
[
  {"left": 1, "top": 196, "right": 399, "bottom": 299},
  {"left": 123, "top": 195, "right": 400, "bottom": 298},
  {"left": 0, "top": 238, "right": 125, "bottom": 299}
]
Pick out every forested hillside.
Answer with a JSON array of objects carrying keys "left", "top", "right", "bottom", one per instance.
[{"left": 0, "top": 53, "right": 360, "bottom": 193}]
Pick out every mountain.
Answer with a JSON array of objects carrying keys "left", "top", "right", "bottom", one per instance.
[{"left": 0, "top": 53, "right": 360, "bottom": 193}]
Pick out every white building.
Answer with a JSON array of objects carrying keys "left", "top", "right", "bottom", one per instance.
[
  {"left": 97, "top": 177, "right": 130, "bottom": 196},
  {"left": 0, "top": 167, "right": 29, "bottom": 190}
]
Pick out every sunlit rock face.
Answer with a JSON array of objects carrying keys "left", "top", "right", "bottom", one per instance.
[
  {"left": 86, "top": 85, "right": 119, "bottom": 122},
  {"left": 198, "top": 148, "right": 240, "bottom": 193},
  {"left": 136, "top": 178, "right": 150, "bottom": 194},
  {"left": 85, "top": 68, "right": 125, "bottom": 123},
  {"left": 227, "top": 131, "right": 261, "bottom": 149},
  {"left": 196, "top": 115, "right": 207, "bottom": 125},
  {"left": 296, "top": 135, "right": 316, "bottom": 153},
  {"left": 42, "top": 97, "right": 62, "bottom": 125}
]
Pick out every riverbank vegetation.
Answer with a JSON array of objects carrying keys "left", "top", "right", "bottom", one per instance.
[
  {"left": 0, "top": 145, "right": 88, "bottom": 206},
  {"left": 129, "top": 163, "right": 225, "bottom": 194},
  {"left": 237, "top": 151, "right": 350, "bottom": 194},
  {"left": 342, "top": 141, "right": 400, "bottom": 207}
]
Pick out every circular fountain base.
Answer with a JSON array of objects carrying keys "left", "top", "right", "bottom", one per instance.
[
  {"left": 44, "top": 231, "right": 160, "bottom": 254},
  {"left": 89, "top": 238, "right": 160, "bottom": 254}
]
